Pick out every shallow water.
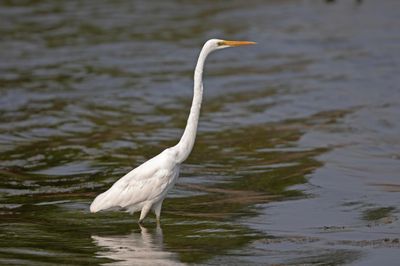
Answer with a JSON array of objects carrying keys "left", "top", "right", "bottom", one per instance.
[{"left": 1, "top": 0, "right": 399, "bottom": 265}]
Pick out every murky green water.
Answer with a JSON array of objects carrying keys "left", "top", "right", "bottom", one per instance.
[{"left": 1, "top": 0, "right": 400, "bottom": 265}]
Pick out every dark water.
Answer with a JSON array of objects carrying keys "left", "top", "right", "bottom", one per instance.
[{"left": 1, "top": 0, "right": 399, "bottom": 265}]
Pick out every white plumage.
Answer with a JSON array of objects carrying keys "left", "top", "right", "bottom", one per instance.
[
  {"left": 90, "top": 148, "right": 179, "bottom": 221},
  {"left": 90, "top": 39, "right": 255, "bottom": 224}
]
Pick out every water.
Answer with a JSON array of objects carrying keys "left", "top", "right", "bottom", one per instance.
[{"left": 1, "top": 0, "right": 399, "bottom": 265}]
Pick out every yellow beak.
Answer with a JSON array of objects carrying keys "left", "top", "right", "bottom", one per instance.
[{"left": 220, "top": 40, "right": 257, "bottom": 47}]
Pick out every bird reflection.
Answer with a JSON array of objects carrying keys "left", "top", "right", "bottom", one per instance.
[{"left": 92, "top": 225, "right": 184, "bottom": 266}]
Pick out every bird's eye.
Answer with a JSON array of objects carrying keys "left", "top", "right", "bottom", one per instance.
[{"left": 217, "top": 41, "right": 225, "bottom": 46}]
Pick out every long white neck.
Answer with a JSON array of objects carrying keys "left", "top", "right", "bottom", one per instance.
[{"left": 173, "top": 44, "right": 213, "bottom": 163}]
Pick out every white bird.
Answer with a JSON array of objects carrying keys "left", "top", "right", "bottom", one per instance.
[{"left": 90, "top": 39, "right": 256, "bottom": 224}]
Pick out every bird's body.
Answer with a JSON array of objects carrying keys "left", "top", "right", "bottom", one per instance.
[
  {"left": 90, "top": 148, "right": 180, "bottom": 221},
  {"left": 90, "top": 39, "right": 255, "bottom": 223}
]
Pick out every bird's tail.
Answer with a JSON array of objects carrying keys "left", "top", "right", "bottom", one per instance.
[{"left": 90, "top": 190, "right": 115, "bottom": 213}]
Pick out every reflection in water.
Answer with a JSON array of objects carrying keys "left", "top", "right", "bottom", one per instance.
[{"left": 92, "top": 225, "right": 184, "bottom": 266}]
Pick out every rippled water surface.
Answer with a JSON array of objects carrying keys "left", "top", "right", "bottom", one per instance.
[{"left": 1, "top": 0, "right": 400, "bottom": 265}]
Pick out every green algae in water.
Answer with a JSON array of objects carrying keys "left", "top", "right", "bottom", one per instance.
[{"left": 362, "top": 207, "right": 396, "bottom": 221}]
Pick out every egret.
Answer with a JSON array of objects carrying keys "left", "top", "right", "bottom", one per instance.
[{"left": 90, "top": 39, "right": 256, "bottom": 224}]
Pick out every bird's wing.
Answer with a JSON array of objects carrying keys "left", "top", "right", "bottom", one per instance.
[
  {"left": 115, "top": 167, "right": 171, "bottom": 208},
  {"left": 90, "top": 160, "right": 171, "bottom": 213}
]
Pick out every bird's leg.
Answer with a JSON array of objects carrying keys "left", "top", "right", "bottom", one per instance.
[
  {"left": 153, "top": 200, "right": 164, "bottom": 224},
  {"left": 156, "top": 222, "right": 162, "bottom": 234},
  {"left": 138, "top": 204, "right": 151, "bottom": 224}
]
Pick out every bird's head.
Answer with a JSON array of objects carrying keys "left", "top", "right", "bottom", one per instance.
[{"left": 205, "top": 38, "right": 256, "bottom": 52}]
